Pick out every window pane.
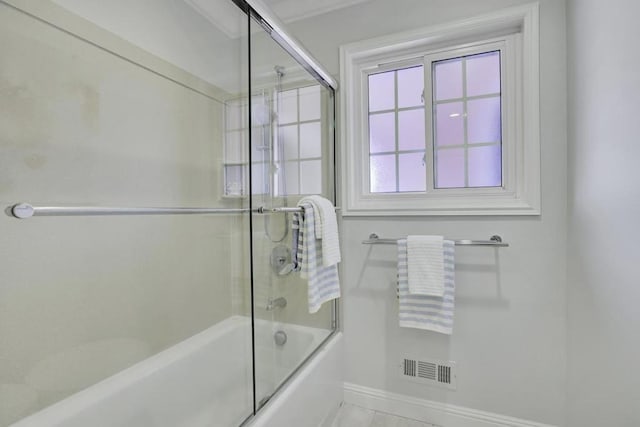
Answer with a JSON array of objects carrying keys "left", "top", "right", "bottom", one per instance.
[
  {"left": 280, "top": 125, "right": 298, "bottom": 160},
  {"left": 299, "top": 160, "right": 322, "bottom": 194},
  {"left": 278, "top": 89, "right": 298, "bottom": 124},
  {"left": 300, "top": 122, "right": 321, "bottom": 159},
  {"left": 468, "top": 144, "right": 502, "bottom": 187},
  {"left": 435, "top": 102, "right": 464, "bottom": 146},
  {"left": 252, "top": 127, "right": 268, "bottom": 161},
  {"left": 369, "top": 112, "right": 395, "bottom": 153},
  {"left": 434, "top": 59, "right": 462, "bottom": 101},
  {"left": 397, "top": 66, "right": 424, "bottom": 108},
  {"left": 252, "top": 96, "right": 271, "bottom": 126},
  {"left": 252, "top": 162, "right": 269, "bottom": 195},
  {"left": 225, "top": 165, "right": 244, "bottom": 196},
  {"left": 398, "top": 109, "right": 425, "bottom": 151},
  {"left": 370, "top": 154, "right": 396, "bottom": 193},
  {"left": 467, "top": 97, "right": 501, "bottom": 143},
  {"left": 225, "top": 130, "right": 245, "bottom": 163},
  {"left": 299, "top": 85, "right": 321, "bottom": 121},
  {"left": 466, "top": 51, "right": 500, "bottom": 97},
  {"left": 284, "top": 161, "right": 299, "bottom": 194},
  {"left": 399, "top": 152, "right": 426, "bottom": 192},
  {"left": 435, "top": 148, "right": 465, "bottom": 188},
  {"left": 368, "top": 71, "right": 395, "bottom": 112}
]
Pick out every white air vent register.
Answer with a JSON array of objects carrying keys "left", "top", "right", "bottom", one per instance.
[{"left": 401, "top": 358, "right": 457, "bottom": 390}]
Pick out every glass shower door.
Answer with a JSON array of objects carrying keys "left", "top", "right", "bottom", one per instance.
[
  {"left": 248, "top": 13, "right": 337, "bottom": 409},
  {"left": 0, "top": 1, "right": 254, "bottom": 426}
]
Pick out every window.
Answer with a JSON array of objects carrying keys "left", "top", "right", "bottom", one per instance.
[
  {"left": 223, "top": 83, "right": 325, "bottom": 197},
  {"left": 340, "top": 4, "right": 540, "bottom": 215},
  {"left": 368, "top": 65, "right": 427, "bottom": 193},
  {"left": 277, "top": 85, "right": 324, "bottom": 195},
  {"left": 431, "top": 50, "right": 502, "bottom": 189}
]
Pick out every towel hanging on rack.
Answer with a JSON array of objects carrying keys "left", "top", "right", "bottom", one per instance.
[
  {"left": 407, "top": 235, "right": 445, "bottom": 297},
  {"left": 398, "top": 239, "right": 456, "bottom": 334},
  {"left": 293, "top": 204, "right": 340, "bottom": 314}
]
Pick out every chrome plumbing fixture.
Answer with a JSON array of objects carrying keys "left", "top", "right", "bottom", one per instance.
[
  {"left": 266, "top": 297, "right": 287, "bottom": 311},
  {"left": 274, "top": 330, "right": 287, "bottom": 346}
]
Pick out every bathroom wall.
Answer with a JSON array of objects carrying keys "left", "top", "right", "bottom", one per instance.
[
  {"left": 0, "top": 1, "right": 250, "bottom": 423},
  {"left": 284, "top": 0, "right": 568, "bottom": 425},
  {"left": 566, "top": 1, "right": 640, "bottom": 426}
]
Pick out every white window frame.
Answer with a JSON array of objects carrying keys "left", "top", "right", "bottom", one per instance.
[{"left": 339, "top": 3, "right": 540, "bottom": 216}]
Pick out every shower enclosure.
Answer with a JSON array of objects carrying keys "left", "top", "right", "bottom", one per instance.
[{"left": 0, "top": 0, "right": 337, "bottom": 425}]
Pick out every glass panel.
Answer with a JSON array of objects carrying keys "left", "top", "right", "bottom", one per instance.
[
  {"left": 467, "top": 97, "right": 501, "bottom": 143},
  {"left": 0, "top": 2, "right": 252, "bottom": 426},
  {"left": 435, "top": 102, "right": 464, "bottom": 146},
  {"left": 369, "top": 112, "right": 396, "bottom": 153},
  {"left": 278, "top": 89, "right": 298, "bottom": 124},
  {"left": 250, "top": 15, "right": 335, "bottom": 413},
  {"left": 434, "top": 58, "right": 463, "bottom": 101},
  {"left": 368, "top": 71, "right": 395, "bottom": 112},
  {"left": 399, "top": 152, "right": 426, "bottom": 192},
  {"left": 280, "top": 125, "right": 298, "bottom": 160},
  {"left": 435, "top": 149, "right": 465, "bottom": 188},
  {"left": 225, "top": 165, "right": 245, "bottom": 196},
  {"left": 300, "top": 160, "right": 322, "bottom": 194},
  {"left": 252, "top": 93, "right": 271, "bottom": 126},
  {"left": 466, "top": 51, "right": 501, "bottom": 97},
  {"left": 468, "top": 144, "right": 502, "bottom": 187},
  {"left": 398, "top": 109, "right": 425, "bottom": 151},
  {"left": 397, "top": 66, "right": 424, "bottom": 108},
  {"left": 225, "top": 130, "right": 246, "bottom": 163},
  {"left": 370, "top": 154, "right": 397, "bottom": 193},
  {"left": 284, "top": 161, "right": 300, "bottom": 194},
  {"left": 226, "top": 100, "right": 245, "bottom": 130},
  {"left": 252, "top": 162, "right": 269, "bottom": 195},
  {"left": 300, "top": 122, "right": 322, "bottom": 159},
  {"left": 299, "top": 85, "right": 321, "bottom": 121}
]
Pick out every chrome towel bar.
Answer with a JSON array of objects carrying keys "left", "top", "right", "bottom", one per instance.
[
  {"left": 8, "top": 203, "right": 339, "bottom": 219},
  {"left": 362, "top": 233, "right": 509, "bottom": 247}
]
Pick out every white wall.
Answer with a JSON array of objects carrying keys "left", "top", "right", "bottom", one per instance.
[
  {"left": 52, "top": 0, "right": 245, "bottom": 92},
  {"left": 285, "top": 1, "right": 568, "bottom": 425},
  {"left": 566, "top": 1, "right": 640, "bottom": 426}
]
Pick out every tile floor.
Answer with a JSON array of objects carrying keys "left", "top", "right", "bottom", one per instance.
[{"left": 330, "top": 403, "right": 438, "bottom": 427}]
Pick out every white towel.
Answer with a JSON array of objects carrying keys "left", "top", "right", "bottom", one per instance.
[
  {"left": 298, "top": 196, "right": 341, "bottom": 267},
  {"left": 398, "top": 239, "right": 455, "bottom": 334},
  {"left": 293, "top": 204, "right": 340, "bottom": 313},
  {"left": 407, "top": 235, "right": 444, "bottom": 296}
]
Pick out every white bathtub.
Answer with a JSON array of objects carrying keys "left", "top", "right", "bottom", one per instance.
[{"left": 10, "top": 316, "right": 335, "bottom": 427}]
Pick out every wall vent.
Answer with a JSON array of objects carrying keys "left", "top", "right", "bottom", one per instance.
[{"left": 401, "top": 357, "right": 456, "bottom": 390}]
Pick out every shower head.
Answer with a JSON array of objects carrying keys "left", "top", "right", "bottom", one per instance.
[{"left": 274, "top": 65, "right": 285, "bottom": 78}]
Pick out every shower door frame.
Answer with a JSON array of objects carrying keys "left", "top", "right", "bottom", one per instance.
[{"left": 232, "top": 0, "right": 340, "bottom": 422}]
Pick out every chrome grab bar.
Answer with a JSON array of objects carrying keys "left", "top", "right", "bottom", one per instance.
[
  {"left": 8, "top": 203, "right": 340, "bottom": 219},
  {"left": 362, "top": 233, "right": 509, "bottom": 247}
]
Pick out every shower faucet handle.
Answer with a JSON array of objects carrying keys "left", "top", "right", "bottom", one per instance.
[{"left": 266, "top": 297, "right": 287, "bottom": 311}]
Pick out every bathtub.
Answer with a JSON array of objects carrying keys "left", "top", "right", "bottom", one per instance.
[{"left": 10, "top": 316, "right": 338, "bottom": 427}]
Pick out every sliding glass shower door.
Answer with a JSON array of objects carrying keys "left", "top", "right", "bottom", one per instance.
[
  {"left": 0, "top": 1, "right": 253, "bottom": 425},
  {"left": 248, "top": 11, "right": 337, "bottom": 409},
  {"left": 0, "top": 1, "right": 337, "bottom": 426}
]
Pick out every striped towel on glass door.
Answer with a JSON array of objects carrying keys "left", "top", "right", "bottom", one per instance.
[{"left": 292, "top": 204, "right": 340, "bottom": 313}]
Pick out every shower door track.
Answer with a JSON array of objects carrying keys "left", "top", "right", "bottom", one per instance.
[{"left": 8, "top": 203, "right": 340, "bottom": 219}]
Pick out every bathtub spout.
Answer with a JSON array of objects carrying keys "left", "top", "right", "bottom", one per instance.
[{"left": 266, "top": 297, "right": 287, "bottom": 311}]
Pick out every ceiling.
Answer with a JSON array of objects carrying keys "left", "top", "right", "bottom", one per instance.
[
  {"left": 262, "top": 0, "right": 372, "bottom": 23},
  {"left": 184, "top": 0, "right": 372, "bottom": 38}
]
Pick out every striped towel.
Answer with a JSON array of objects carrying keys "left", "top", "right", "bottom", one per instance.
[
  {"left": 398, "top": 239, "right": 455, "bottom": 334},
  {"left": 298, "top": 196, "right": 341, "bottom": 267},
  {"left": 292, "top": 204, "right": 340, "bottom": 313},
  {"left": 407, "top": 235, "right": 444, "bottom": 296}
]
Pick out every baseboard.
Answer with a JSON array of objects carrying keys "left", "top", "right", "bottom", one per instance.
[{"left": 343, "top": 383, "right": 558, "bottom": 427}]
